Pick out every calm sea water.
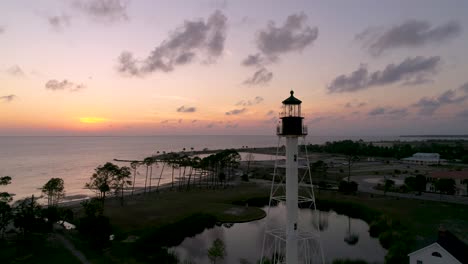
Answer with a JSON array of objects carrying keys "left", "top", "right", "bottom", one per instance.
[
  {"left": 0, "top": 135, "right": 409, "bottom": 201},
  {"left": 173, "top": 205, "right": 387, "bottom": 264}
]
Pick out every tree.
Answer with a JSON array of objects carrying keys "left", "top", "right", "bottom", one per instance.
[
  {"left": 143, "top": 157, "right": 154, "bottom": 194},
  {"left": 463, "top": 179, "right": 468, "bottom": 196},
  {"left": 186, "top": 156, "right": 200, "bottom": 190},
  {"left": 78, "top": 198, "right": 111, "bottom": 250},
  {"left": 311, "top": 160, "right": 328, "bottom": 179},
  {"left": 405, "top": 175, "right": 427, "bottom": 194},
  {"left": 0, "top": 202, "right": 12, "bottom": 239},
  {"left": 81, "top": 198, "right": 103, "bottom": 218},
  {"left": 207, "top": 238, "right": 226, "bottom": 264},
  {"left": 13, "top": 195, "right": 45, "bottom": 236},
  {"left": 384, "top": 179, "right": 395, "bottom": 196},
  {"left": 245, "top": 153, "right": 255, "bottom": 175},
  {"left": 165, "top": 153, "right": 180, "bottom": 190},
  {"left": 0, "top": 176, "right": 11, "bottom": 185},
  {"left": 346, "top": 155, "right": 359, "bottom": 182},
  {"left": 41, "top": 178, "right": 65, "bottom": 206},
  {"left": 130, "top": 161, "right": 139, "bottom": 196},
  {"left": 338, "top": 181, "right": 358, "bottom": 194},
  {"left": 0, "top": 176, "right": 13, "bottom": 239},
  {"left": 85, "top": 162, "right": 120, "bottom": 203},
  {"left": 112, "top": 166, "right": 132, "bottom": 206},
  {"left": 434, "top": 178, "right": 456, "bottom": 196},
  {"left": 0, "top": 176, "right": 13, "bottom": 203}
]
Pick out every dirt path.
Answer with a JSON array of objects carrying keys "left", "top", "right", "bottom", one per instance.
[{"left": 54, "top": 233, "right": 91, "bottom": 264}]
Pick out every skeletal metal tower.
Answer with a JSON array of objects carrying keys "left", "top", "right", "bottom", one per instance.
[{"left": 260, "top": 90, "right": 324, "bottom": 264}]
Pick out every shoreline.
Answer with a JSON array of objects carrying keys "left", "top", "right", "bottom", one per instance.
[{"left": 10, "top": 138, "right": 468, "bottom": 205}]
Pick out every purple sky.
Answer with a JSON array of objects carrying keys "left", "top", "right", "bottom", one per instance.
[{"left": 1, "top": 0, "right": 468, "bottom": 136}]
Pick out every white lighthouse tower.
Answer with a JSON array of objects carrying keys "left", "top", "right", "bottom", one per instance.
[{"left": 260, "top": 91, "right": 324, "bottom": 264}]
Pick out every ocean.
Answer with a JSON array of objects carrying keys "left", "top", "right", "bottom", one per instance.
[{"left": 0, "top": 134, "right": 421, "bottom": 201}]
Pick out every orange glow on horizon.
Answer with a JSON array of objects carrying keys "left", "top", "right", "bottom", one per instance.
[{"left": 79, "top": 117, "right": 109, "bottom": 124}]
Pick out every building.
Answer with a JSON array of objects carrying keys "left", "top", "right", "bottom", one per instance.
[
  {"left": 402, "top": 153, "right": 441, "bottom": 165},
  {"left": 408, "top": 228, "right": 468, "bottom": 264},
  {"left": 426, "top": 171, "right": 468, "bottom": 196}
]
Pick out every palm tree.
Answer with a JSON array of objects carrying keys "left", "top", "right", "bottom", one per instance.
[
  {"left": 166, "top": 152, "right": 180, "bottom": 190},
  {"left": 187, "top": 156, "right": 200, "bottom": 190},
  {"left": 156, "top": 157, "right": 166, "bottom": 193},
  {"left": 143, "top": 157, "right": 153, "bottom": 194},
  {"left": 148, "top": 157, "right": 156, "bottom": 193},
  {"left": 130, "top": 161, "right": 139, "bottom": 196}
]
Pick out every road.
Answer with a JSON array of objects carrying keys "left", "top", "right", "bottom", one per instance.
[
  {"left": 251, "top": 177, "right": 468, "bottom": 205},
  {"left": 54, "top": 233, "right": 91, "bottom": 264},
  {"left": 351, "top": 175, "right": 468, "bottom": 205}
]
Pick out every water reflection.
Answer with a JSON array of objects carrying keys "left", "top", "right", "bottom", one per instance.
[
  {"left": 344, "top": 216, "right": 359, "bottom": 246},
  {"left": 173, "top": 205, "right": 386, "bottom": 264}
]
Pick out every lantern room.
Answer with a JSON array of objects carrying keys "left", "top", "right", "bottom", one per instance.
[{"left": 277, "top": 90, "right": 307, "bottom": 136}]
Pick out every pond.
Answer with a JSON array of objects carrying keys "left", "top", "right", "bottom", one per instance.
[{"left": 172, "top": 204, "right": 386, "bottom": 264}]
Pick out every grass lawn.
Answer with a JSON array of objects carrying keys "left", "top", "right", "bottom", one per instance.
[
  {"left": 67, "top": 182, "right": 468, "bottom": 263},
  {"left": 102, "top": 183, "right": 268, "bottom": 234}
]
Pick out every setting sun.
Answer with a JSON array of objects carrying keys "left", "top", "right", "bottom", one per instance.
[{"left": 79, "top": 117, "right": 109, "bottom": 124}]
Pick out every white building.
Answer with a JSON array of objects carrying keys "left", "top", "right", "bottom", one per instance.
[
  {"left": 408, "top": 229, "right": 467, "bottom": 264},
  {"left": 402, "top": 153, "right": 441, "bottom": 165},
  {"left": 426, "top": 171, "right": 468, "bottom": 196}
]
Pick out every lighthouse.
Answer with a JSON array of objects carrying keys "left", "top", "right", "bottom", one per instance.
[
  {"left": 279, "top": 90, "right": 306, "bottom": 264},
  {"left": 261, "top": 90, "right": 324, "bottom": 264}
]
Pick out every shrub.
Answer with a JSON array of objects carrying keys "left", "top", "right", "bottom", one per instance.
[
  {"left": 369, "top": 216, "right": 390, "bottom": 238},
  {"left": 385, "top": 241, "right": 411, "bottom": 264},
  {"left": 378, "top": 230, "right": 395, "bottom": 249},
  {"left": 241, "top": 174, "right": 249, "bottom": 182},
  {"left": 338, "top": 181, "right": 358, "bottom": 194}
]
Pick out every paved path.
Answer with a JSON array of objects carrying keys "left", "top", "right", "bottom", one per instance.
[
  {"left": 351, "top": 175, "right": 468, "bottom": 205},
  {"left": 54, "top": 233, "right": 91, "bottom": 264},
  {"left": 251, "top": 177, "right": 468, "bottom": 205}
]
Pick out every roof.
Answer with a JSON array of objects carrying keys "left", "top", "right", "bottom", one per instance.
[
  {"left": 437, "top": 230, "right": 468, "bottom": 263},
  {"left": 413, "top": 152, "right": 440, "bottom": 157},
  {"left": 402, "top": 157, "right": 440, "bottom": 162},
  {"left": 282, "top": 90, "right": 302, "bottom": 105},
  {"left": 429, "top": 170, "right": 468, "bottom": 180},
  {"left": 408, "top": 242, "right": 459, "bottom": 262},
  {"left": 408, "top": 230, "right": 468, "bottom": 263}
]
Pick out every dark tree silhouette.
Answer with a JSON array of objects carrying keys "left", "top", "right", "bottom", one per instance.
[
  {"left": 434, "top": 178, "right": 456, "bottom": 196},
  {"left": 130, "top": 161, "right": 140, "bottom": 196},
  {"left": 0, "top": 176, "right": 13, "bottom": 239},
  {"left": 0, "top": 176, "right": 13, "bottom": 203},
  {"left": 41, "top": 177, "right": 65, "bottom": 206},
  {"left": 405, "top": 174, "right": 426, "bottom": 195},
  {"left": 85, "top": 162, "right": 125, "bottom": 204},
  {"left": 112, "top": 166, "right": 132, "bottom": 206},
  {"left": 143, "top": 157, "right": 153, "bottom": 194},
  {"left": 13, "top": 195, "right": 45, "bottom": 236},
  {"left": 384, "top": 179, "right": 395, "bottom": 196}
]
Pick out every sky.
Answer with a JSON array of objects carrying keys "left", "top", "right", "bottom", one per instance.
[{"left": 1, "top": 0, "right": 468, "bottom": 136}]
